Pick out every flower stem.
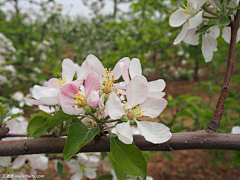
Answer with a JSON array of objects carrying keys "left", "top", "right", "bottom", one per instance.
[{"left": 206, "top": 9, "right": 240, "bottom": 132}]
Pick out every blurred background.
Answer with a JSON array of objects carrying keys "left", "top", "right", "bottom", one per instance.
[{"left": 0, "top": 0, "right": 240, "bottom": 179}]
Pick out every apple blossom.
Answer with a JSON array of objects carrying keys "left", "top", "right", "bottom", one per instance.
[
  {"left": 107, "top": 75, "right": 171, "bottom": 144},
  {"left": 222, "top": 27, "right": 240, "bottom": 44}
]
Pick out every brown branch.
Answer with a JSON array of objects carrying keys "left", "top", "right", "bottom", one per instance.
[
  {"left": 206, "top": 10, "right": 240, "bottom": 132},
  {"left": 0, "top": 131, "right": 240, "bottom": 156}
]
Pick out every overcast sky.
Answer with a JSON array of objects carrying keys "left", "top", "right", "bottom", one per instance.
[{"left": 1, "top": 0, "right": 130, "bottom": 17}]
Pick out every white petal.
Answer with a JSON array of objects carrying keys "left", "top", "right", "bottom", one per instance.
[
  {"left": 129, "top": 58, "right": 142, "bottom": 79},
  {"left": 231, "top": 126, "right": 240, "bottom": 134},
  {"left": 188, "top": 0, "right": 207, "bottom": 10},
  {"left": 85, "top": 168, "right": 97, "bottom": 179},
  {"left": 148, "top": 79, "right": 165, "bottom": 92},
  {"left": 222, "top": 27, "right": 231, "bottom": 43},
  {"left": 47, "top": 78, "right": 60, "bottom": 89},
  {"left": 12, "top": 156, "right": 26, "bottom": 169},
  {"left": 183, "top": 28, "right": 200, "bottom": 45},
  {"left": 62, "top": 105, "right": 83, "bottom": 115},
  {"left": 71, "top": 172, "right": 83, "bottom": 180},
  {"left": 0, "top": 156, "right": 11, "bottom": 167},
  {"left": 207, "top": 34, "right": 218, "bottom": 52},
  {"left": 173, "top": 23, "right": 188, "bottom": 45},
  {"left": 62, "top": 58, "right": 76, "bottom": 82},
  {"left": 24, "top": 98, "right": 44, "bottom": 105},
  {"left": 32, "top": 85, "right": 59, "bottom": 105},
  {"left": 126, "top": 75, "right": 149, "bottom": 107},
  {"left": 141, "top": 97, "right": 168, "bottom": 118},
  {"left": 111, "top": 57, "right": 130, "bottom": 80},
  {"left": 86, "top": 156, "right": 100, "bottom": 168},
  {"left": 66, "top": 159, "right": 80, "bottom": 173},
  {"left": 169, "top": 9, "right": 191, "bottom": 27},
  {"left": 86, "top": 54, "right": 106, "bottom": 80},
  {"left": 209, "top": 26, "right": 220, "bottom": 38},
  {"left": 106, "top": 93, "right": 124, "bottom": 120},
  {"left": 136, "top": 121, "right": 172, "bottom": 144},
  {"left": 148, "top": 91, "right": 166, "bottom": 99},
  {"left": 202, "top": 34, "right": 213, "bottom": 62},
  {"left": 188, "top": 11, "right": 203, "bottom": 29},
  {"left": 115, "top": 121, "right": 133, "bottom": 144}
]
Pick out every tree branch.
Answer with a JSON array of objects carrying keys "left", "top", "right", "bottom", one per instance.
[
  {"left": 0, "top": 131, "right": 240, "bottom": 156},
  {"left": 206, "top": 9, "right": 240, "bottom": 132}
]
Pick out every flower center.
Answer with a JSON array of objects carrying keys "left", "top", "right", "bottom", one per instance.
[
  {"left": 55, "top": 76, "right": 66, "bottom": 87},
  {"left": 101, "top": 68, "right": 115, "bottom": 94},
  {"left": 80, "top": 165, "right": 85, "bottom": 171},
  {"left": 6, "top": 166, "right": 14, "bottom": 174},
  {"left": 180, "top": 3, "right": 195, "bottom": 15},
  {"left": 132, "top": 105, "right": 146, "bottom": 117},
  {"left": 74, "top": 92, "right": 87, "bottom": 107}
]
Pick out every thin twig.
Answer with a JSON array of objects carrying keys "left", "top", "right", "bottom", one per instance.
[{"left": 206, "top": 9, "right": 240, "bottom": 132}]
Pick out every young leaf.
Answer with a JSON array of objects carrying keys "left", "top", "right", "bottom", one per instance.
[
  {"left": 48, "top": 109, "right": 78, "bottom": 132},
  {"left": 63, "top": 122, "right": 100, "bottom": 161},
  {"left": 10, "top": 112, "right": 24, "bottom": 119},
  {"left": 107, "top": 152, "right": 126, "bottom": 180},
  {"left": 196, "top": 25, "right": 214, "bottom": 34},
  {"left": 110, "top": 136, "right": 147, "bottom": 180},
  {"left": 57, "top": 161, "right": 64, "bottom": 175},
  {"left": 27, "top": 114, "right": 48, "bottom": 138},
  {"left": 230, "top": 151, "right": 240, "bottom": 168},
  {"left": 219, "top": 14, "right": 230, "bottom": 26},
  {"left": 97, "top": 174, "right": 113, "bottom": 180}
]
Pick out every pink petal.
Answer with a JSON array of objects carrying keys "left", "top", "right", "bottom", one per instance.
[
  {"left": 126, "top": 75, "right": 149, "bottom": 107},
  {"left": 59, "top": 83, "right": 79, "bottom": 98},
  {"left": 88, "top": 90, "right": 100, "bottom": 108},
  {"left": 84, "top": 73, "right": 100, "bottom": 99}
]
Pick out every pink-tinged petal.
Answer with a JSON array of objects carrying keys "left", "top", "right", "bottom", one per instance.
[
  {"left": 148, "top": 79, "right": 166, "bottom": 92},
  {"left": 62, "top": 58, "right": 76, "bottom": 82},
  {"left": 24, "top": 98, "right": 44, "bottom": 105},
  {"left": 188, "top": 0, "right": 207, "bottom": 10},
  {"left": 32, "top": 85, "right": 59, "bottom": 105},
  {"left": 202, "top": 35, "right": 213, "bottom": 63},
  {"left": 119, "top": 62, "right": 130, "bottom": 83},
  {"left": 126, "top": 75, "right": 149, "bottom": 107},
  {"left": 107, "top": 93, "right": 124, "bottom": 120},
  {"left": 86, "top": 54, "right": 106, "bottom": 80},
  {"left": 115, "top": 121, "right": 133, "bottom": 144},
  {"left": 47, "top": 78, "right": 60, "bottom": 89},
  {"left": 60, "top": 83, "right": 79, "bottom": 98},
  {"left": 111, "top": 57, "right": 131, "bottom": 80},
  {"left": 129, "top": 58, "right": 142, "bottom": 79},
  {"left": 136, "top": 120, "right": 172, "bottom": 144},
  {"left": 59, "top": 91, "right": 75, "bottom": 106},
  {"left": 77, "top": 59, "right": 91, "bottom": 80},
  {"left": 88, "top": 90, "right": 99, "bottom": 108},
  {"left": 72, "top": 79, "right": 83, "bottom": 88},
  {"left": 62, "top": 105, "right": 83, "bottom": 115},
  {"left": 12, "top": 155, "right": 26, "bottom": 169},
  {"left": 141, "top": 97, "right": 168, "bottom": 118},
  {"left": 6, "top": 120, "right": 28, "bottom": 134},
  {"left": 173, "top": 23, "right": 188, "bottom": 45},
  {"left": 188, "top": 11, "right": 203, "bottom": 29},
  {"left": 113, "top": 81, "right": 127, "bottom": 90},
  {"left": 169, "top": 9, "right": 191, "bottom": 27},
  {"left": 183, "top": 28, "right": 200, "bottom": 45},
  {"left": 85, "top": 73, "right": 100, "bottom": 99},
  {"left": 26, "top": 154, "right": 48, "bottom": 171},
  {"left": 148, "top": 92, "right": 166, "bottom": 99}
]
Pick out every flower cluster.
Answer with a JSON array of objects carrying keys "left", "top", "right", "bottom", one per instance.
[
  {"left": 169, "top": 0, "right": 240, "bottom": 62},
  {"left": 26, "top": 55, "right": 172, "bottom": 145}
]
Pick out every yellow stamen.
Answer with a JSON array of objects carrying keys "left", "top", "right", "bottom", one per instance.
[
  {"left": 101, "top": 68, "right": 115, "bottom": 94},
  {"left": 54, "top": 76, "right": 67, "bottom": 87},
  {"left": 74, "top": 92, "right": 87, "bottom": 107},
  {"left": 180, "top": 3, "right": 194, "bottom": 15},
  {"left": 133, "top": 105, "right": 146, "bottom": 117},
  {"left": 80, "top": 165, "right": 85, "bottom": 171}
]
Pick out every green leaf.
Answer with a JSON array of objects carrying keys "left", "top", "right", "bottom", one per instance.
[
  {"left": 219, "top": 14, "right": 230, "bottom": 26},
  {"left": 97, "top": 174, "right": 113, "bottom": 180},
  {"left": 0, "top": 96, "right": 9, "bottom": 102},
  {"left": 196, "top": 25, "right": 214, "bottom": 34},
  {"left": 57, "top": 161, "right": 64, "bottom": 175},
  {"left": 10, "top": 113, "right": 24, "bottom": 119},
  {"left": 27, "top": 114, "right": 48, "bottom": 138},
  {"left": 110, "top": 136, "right": 147, "bottom": 180},
  {"left": 48, "top": 109, "right": 78, "bottom": 132},
  {"left": 63, "top": 122, "right": 100, "bottom": 161},
  {"left": 208, "top": 19, "right": 219, "bottom": 26},
  {"left": 230, "top": 152, "right": 240, "bottom": 168},
  {"left": 107, "top": 152, "right": 126, "bottom": 180}
]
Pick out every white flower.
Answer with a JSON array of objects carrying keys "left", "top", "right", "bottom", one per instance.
[
  {"left": 222, "top": 27, "right": 240, "bottom": 44},
  {"left": 169, "top": 0, "right": 207, "bottom": 45},
  {"left": 231, "top": 126, "right": 240, "bottom": 134},
  {"left": 201, "top": 26, "right": 220, "bottom": 62}
]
